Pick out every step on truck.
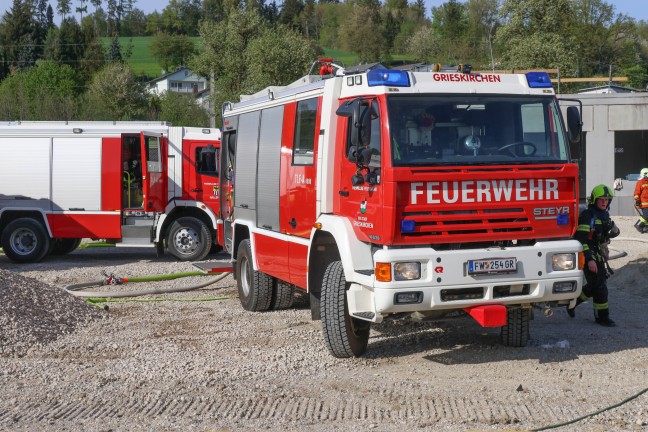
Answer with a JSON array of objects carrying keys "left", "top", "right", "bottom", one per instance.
[
  {"left": 219, "top": 59, "right": 585, "bottom": 357},
  {"left": 0, "top": 121, "right": 221, "bottom": 263}
]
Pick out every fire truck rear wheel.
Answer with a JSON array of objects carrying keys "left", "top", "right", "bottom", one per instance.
[
  {"left": 1, "top": 218, "right": 51, "bottom": 263},
  {"left": 500, "top": 306, "right": 530, "bottom": 347},
  {"left": 166, "top": 217, "right": 212, "bottom": 261},
  {"left": 50, "top": 238, "right": 82, "bottom": 255},
  {"left": 270, "top": 280, "right": 294, "bottom": 310},
  {"left": 321, "top": 260, "right": 370, "bottom": 358},
  {"left": 236, "top": 239, "right": 273, "bottom": 311}
]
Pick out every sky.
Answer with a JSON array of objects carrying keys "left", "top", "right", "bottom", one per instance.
[{"left": 1, "top": 0, "right": 648, "bottom": 24}]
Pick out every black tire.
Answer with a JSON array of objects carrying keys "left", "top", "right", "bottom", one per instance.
[
  {"left": 501, "top": 306, "right": 531, "bottom": 347},
  {"left": 1, "top": 218, "right": 51, "bottom": 263},
  {"left": 236, "top": 239, "right": 273, "bottom": 311},
  {"left": 270, "top": 279, "right": 295, "bottom": 310},
  {"left": 166, "top": 217, "right": 212, "bottom": 261},
  {"left": 50, "top": 238, "right": 82, "bottom": 255},
  {"left": 320, "top": 261, "right": 370, "bottom": 358}
]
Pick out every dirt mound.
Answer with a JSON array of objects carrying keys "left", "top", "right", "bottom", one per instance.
[{"left": 0, "top": 269, "right": 106, "bottom": 357}]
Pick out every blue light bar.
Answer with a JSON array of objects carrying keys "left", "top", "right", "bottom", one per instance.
[
  {"left": 526, "top": 71, "right": 553, "bottom": 88},
  {"left": 557, "top": 214, "right": 569, "bottom": 226},
  {"left": 401, "top": 220, "right": 415, "bottom": 233},
  {"left": 367, "top": 69, "right": 411, "bottom": 87}
]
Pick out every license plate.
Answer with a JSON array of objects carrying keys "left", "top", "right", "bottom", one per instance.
[{"left": 468, "top": 257, "right": 517, "bottom": 275}]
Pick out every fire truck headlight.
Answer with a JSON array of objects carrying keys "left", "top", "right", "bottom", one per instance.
[
  {"left": 394, "top": 262, "right": 421, "bottom": 281},
  {"left": 551, "top": 253, "right": 576, "bottom": 271}
]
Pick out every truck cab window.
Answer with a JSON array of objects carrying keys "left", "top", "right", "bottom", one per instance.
[
  {"left": 196, "top": 145, "right": 218, "bottom": 176},
  {"left": 293, "top": 98, "right": 318, "bottom": 165}
]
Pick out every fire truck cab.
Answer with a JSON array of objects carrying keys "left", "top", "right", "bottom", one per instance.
[
  {"left": 0, "top": 122, "right": 221, "bottom": 263},
  {"left": 220, "top": 60, "right": 584, "bottom": 358}
]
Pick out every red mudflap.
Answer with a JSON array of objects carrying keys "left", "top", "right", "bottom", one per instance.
[{"left": 464, "top": 305, "right": 507, "bottom": 327}]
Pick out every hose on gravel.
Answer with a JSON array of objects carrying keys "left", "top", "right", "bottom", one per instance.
[
  {"left": 606, "top": 236, "right": 648, "bottom": 260},
  {"left": 64, "top": 270, "right": 232, "bottom": 299},
  {"left": 532, "top": 386, "right": 648, "bottom": 431}
]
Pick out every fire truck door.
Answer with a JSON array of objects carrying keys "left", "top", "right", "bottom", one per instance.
[
  {"left": 336, "top": 99, "right": 384, "bottom": 243},
  {"left": 185, "top": 140, "right": 219, "bottom": 211},
  {"left": 140, "top": 132, "right": 168, "bottom": 212},
  {"left": 281, "top": 98, "right": 321, "bottom": 288}
]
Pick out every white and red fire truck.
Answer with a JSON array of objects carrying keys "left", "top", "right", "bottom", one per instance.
[
  {"left": 0, "top": 121, "right": 221, "bottom": 263},
  {"left": 219, "top": 59, "right": 584, "bottom": 357}
]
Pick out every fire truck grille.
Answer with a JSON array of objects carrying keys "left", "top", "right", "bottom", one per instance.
[{"left": 401, "top": 208, "right": 531, "bottom": 238}]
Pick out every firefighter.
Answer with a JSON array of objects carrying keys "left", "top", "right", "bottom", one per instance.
[
  {"left": 633, "top": 167, "right": 648, "bottom": 233},
  {"left": 568, "top": 184, "right": 620, "bottom": 326}
]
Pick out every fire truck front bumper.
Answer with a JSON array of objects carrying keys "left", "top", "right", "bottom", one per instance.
[{"left": 345, "top": 240, "right": 583, "bottom": 323}]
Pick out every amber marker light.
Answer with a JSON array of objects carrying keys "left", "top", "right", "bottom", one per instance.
[
  {"left": 375, "top": 262, "right": 392, "bottom": 282},
  {"left": 578, "top": 252, "right": 585, "bottom": 270},
  {"left": 313, "top": 222, "right": 322, "bottom": 229}
]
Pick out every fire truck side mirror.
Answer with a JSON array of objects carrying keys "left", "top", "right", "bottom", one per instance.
[
  {"left": 566, "top": 106, "right": 582, "bottom": 144},
  {"left": 353, "top": 102, "right": 372, "bottom": 147}
]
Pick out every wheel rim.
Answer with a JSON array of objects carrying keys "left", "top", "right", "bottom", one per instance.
[
  {"left": 172, "top": 226, "right": 200, "bottom": 256},
  {"left": 10, "top": 228, "right": 38, "bottom": 256},
  {"left": 240, "top": 256, "right": 251, "bottom": 297}
]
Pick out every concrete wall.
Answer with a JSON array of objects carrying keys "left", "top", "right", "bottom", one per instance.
[{"left": 559, "top": 93, "right": 648, "bottom": 216}]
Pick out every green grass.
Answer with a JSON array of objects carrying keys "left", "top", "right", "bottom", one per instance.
[{"left": 101, "top": 36, "right": 197, "bottom": 78}]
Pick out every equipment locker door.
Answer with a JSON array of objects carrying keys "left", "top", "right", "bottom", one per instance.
[
  {"left": 140, "top": 132, "right": 168, "bottom": 212},
  {"left": 281, "top": 97, "right": 321, "bottom": 288}
]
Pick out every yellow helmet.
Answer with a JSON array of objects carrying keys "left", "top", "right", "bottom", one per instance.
[{"left": 588, "top": 184, "right": 613, "bottom": 208}]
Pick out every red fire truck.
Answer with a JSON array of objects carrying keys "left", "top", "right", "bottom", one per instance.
[
  {"left": 0, "top": 122, "right": 221, "bottom": 263},
  {"left": 219, "top": 60, "right": 584, "bottom": 357}
]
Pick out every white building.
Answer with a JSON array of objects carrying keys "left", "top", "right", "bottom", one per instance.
[{"left": 147, "top": 67, "right": 207, "bottom": 95}]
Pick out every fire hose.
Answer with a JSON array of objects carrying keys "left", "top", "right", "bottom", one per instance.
[{"left": 64, "top": 270, "right": 233, "bottom": 300}]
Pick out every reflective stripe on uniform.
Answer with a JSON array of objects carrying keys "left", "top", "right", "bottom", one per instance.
[
  {"left": 577, "top": 224, "right": 590, "bottom": 232},
  {"left": 593, "top": 302, "right": 609, "bottom": 310}
]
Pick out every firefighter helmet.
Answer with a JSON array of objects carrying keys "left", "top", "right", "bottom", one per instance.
[
  {"left": 641, "top": 167, "right": 648, "bottom": 178},
  {"left": 588, "top": 184, "right": 614, "bottom": 208}
]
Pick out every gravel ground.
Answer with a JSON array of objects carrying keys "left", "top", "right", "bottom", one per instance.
[{"left": 0, "top": 216, "right": 647, "bottom": 431}]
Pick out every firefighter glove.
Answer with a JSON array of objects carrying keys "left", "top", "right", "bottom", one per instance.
[{"left": 636, "top": 200, "right": 642, "bottom": 207}]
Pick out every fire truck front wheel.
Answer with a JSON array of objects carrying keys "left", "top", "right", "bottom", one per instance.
[
  {"left": 236, "top": 239, "right": 273, "bottom": 311},
  {"left": 166, "top": 217, "right": 212, "bottom": 261},
  {"left": 500, "top": 306, "right": 531, "bottom": 347},
  {"left": 1, "top": 218, "right": 51, "bottom": 263},
  {"left": 321, "top": 261, "right": 370, "bottom": 358}
]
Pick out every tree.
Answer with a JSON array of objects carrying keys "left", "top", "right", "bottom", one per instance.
[
  {"left": 245, "top": 25, "right": 317, "bottom": 90},
  {"left": 57, "top": 0, "right": 72, "bottom": 20},
  {"left": 279, "top": 0, "right": 303, "bottom": 31},
  {"left": 191, "top": 8, "right": 317, "bottom": 124},
  {"left": 570, "top": 0, "right": 638, "bottom": 77},
  {"left": 121, "top": 8, "right": 147, "bottom": 36},
  {"left": 107, "top": 33, "right": 122, "bottom": 61},
  {"left": 0, "top": 0, "right": 38, "bottom": 72},
  {"left": 154, "top": 91, "right": 209, "bottom": 127},
  {"left": 191, "top": 8, "right": 265, "bottom": 106},
  {"left": 407, "top": 26, "right": 440, "bottom": 63},
  {"left": 338, "top": 5, "right": 386, "bottom": 63},
  {"left": 160, "top": 0, "right": 203, "bottom": 35},
  {"left": 0, "top": 61, "right": 78, "bottom": 120},
  {"left": 150, "top": 32, "right": 197, "bottom": 72},
  {"left": 84, "top": 62, "right": 147, "bottom": 120},
  {"left": 496, "top": 0, "right": 577, "bottom": 74}
]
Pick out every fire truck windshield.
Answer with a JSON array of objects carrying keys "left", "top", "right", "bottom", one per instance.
[{"left": 387, "top": 95, "right": 569, "bottom": 167}]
